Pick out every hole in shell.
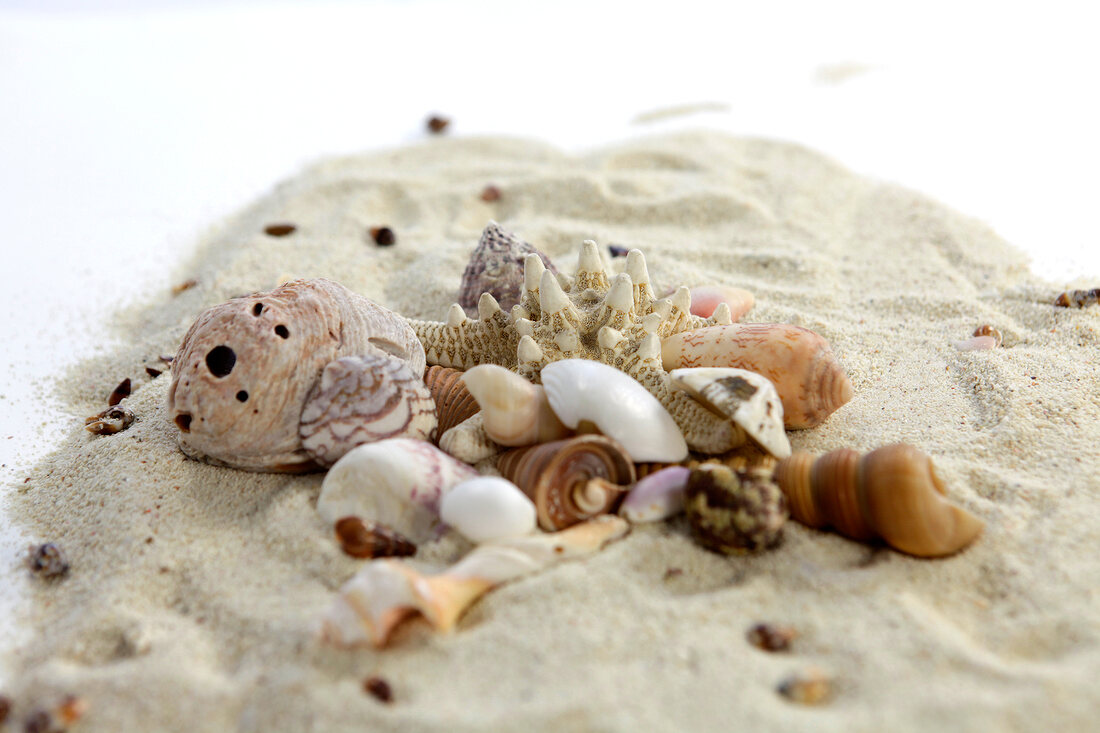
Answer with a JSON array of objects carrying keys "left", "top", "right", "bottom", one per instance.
[
  {"left": 205, "top": 346, "right": 236, "bottom": 377},
  {"left": 236, "top": 391, "right": 249, "bottom": 402},
  {"left": 274, "top": 325, "right": 289, "bottom": 339},
  {"left": 252, "top": 303, "right": 264, "bottom": 316},
  {"left": 175, "top": 414, "right": 192, "bottom": 432}
]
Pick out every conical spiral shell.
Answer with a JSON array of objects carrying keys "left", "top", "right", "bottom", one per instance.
[
  {"left": 424, "top": 365, "right": 481, "bottom": 440},
  {"left": 497, "top": 435, "right": 636, "bottom": 530},
  {"left": 774, "top": 444, "right": 985, "bottom": 557}
]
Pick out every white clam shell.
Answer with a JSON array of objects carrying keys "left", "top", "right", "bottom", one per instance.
[
  {"left": 440, "top": 477, "right": 537, "bottom": 544},
  {"left": 317, "top": 438, "right": 478, "bottom": 542},
  {"left": 541, "top": 359, "right": 688, "bottom": 463},
  {"left": 619, "top": 466, "right": 691, "bottom": 523}
]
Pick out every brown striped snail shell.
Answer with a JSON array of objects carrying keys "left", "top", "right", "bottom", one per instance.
[
  {"left": 684, "top": 463, "right": 787, "bottom": 554},
  {"left": 423, "top": 365, "right": 481, "bottom": 440},
  {"left": 773, "top": 444, "right": 984, "bottom": 558},
  {"left": 333, "top": 516, "right": 417, "bottom": 559},
  {"left": 497, "top": 435, "right": 636, "bottom": 531}
]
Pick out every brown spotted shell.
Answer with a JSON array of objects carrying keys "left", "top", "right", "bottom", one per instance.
[
  {"left": 299, "top": 354, "right": 437, "bottom": 468},
  {"left": 773, "top": 444, "right": 984, "bottom": 557},
  {"left": 684, "top": 463, "right": 787, "bottom": 554},
  {"left": 497, "top": 435, "right": 635, "bottom": 531},
  {"left": 457, "top": 221, "right": 558, "bottom": 316},
  {"left": 423, "top": 365, "right": 480, "bottom": 440},
  {"left": 168, "top": 278, "right": 425, "bottom": 472}
]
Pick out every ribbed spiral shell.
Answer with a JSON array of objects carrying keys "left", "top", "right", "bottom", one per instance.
[{"left": 424, "top": 365, "right": 480, "bottom": 440}]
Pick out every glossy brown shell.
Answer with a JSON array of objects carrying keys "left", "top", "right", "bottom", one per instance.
[{"left": 423, "top": 365, "right": 480, "bottom": 440}]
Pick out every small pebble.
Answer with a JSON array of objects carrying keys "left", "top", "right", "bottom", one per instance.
[
  {"left": 263, "top": 223, "right": 297, "bottom": 237},
  {"left": 479, "top": 184, "right": 502, "bottom": 202},
  {"left": 55, "top": 695, "right": 88, "bottom": 726},
  {"left": 28, "top": 543, "right": 69, "bottom": 579},
  {"left": 170, "top": 279, "right": 198, "bottom": 295},
  {"left": 608, "top": 244, "right": 630, "bottom": 257},
  {"left": 746, "top": 622, "right": 797, "bottom": 652},
  {"left": 426, "top": 115, "right": 450, "bottom": 134},
  {"left": 0, "top": 694, "right": 11, "bottom": 724},
  {"left": 363, "top": 676, "right": 393, "bottom": 703},
  {"left": 107, "top": 378, "right": 131, "bottom": 406},
  {"left": 370, "top": 227, "right": 396, "bottom": 247},
  {"left": 777, "top": 668, "right": 832, "bottom": 705},
  {"left": 145, "top": 366, "right": 162, "bottom": 378},
  {"left": 23, "top": 709, "right": 52, "bottom": 733}
]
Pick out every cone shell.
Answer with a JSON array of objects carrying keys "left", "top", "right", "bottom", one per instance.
[
  {"left": 684, "top": 463, "right": 787, "bottom": 554},
  {"left": 774, "top": 444, "right": 985, "bottom": 557},
  {"left": 661, "top": 323, "right": 853, "bottom": 429},
  {"left": 689, "top": 285, "right": 754, "bottom": 321},
  {"left": 424, "top": 365, "right": 481, "bottom": 439},
  {"left": 457, "top": 221, "right": 558, "bottom": 316},
  {"left": 299, "top": 354, "right": 437, "bottom": 468},
  {"left": 497, "top": 435, "right": 636, "bottom": 531}
]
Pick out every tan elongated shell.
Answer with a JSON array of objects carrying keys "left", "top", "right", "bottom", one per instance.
[
  {"left": 661, "top": 323, "right": 853, "bottom": 429},
  {"left": 423, "top": 365, "right": 480, "bottom": 439},
  {"left": 299, "top": 354, "right": 437, "bottom": 468},
  {"left": 461, "top": 364, "right": 569, "bottom": 446},
  {"left": 497, "top": 435, "right": 636, "bottom": 531},
  {"left": 773, "top": 444, "right": 985, "bottom": 557}
]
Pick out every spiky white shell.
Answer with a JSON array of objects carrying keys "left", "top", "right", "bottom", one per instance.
[
  {"left": 541, "top": 359, "right": 688, "bottom": 463},
  {"left": 440, "top": 477, "right": 537, "bottom": 543}
]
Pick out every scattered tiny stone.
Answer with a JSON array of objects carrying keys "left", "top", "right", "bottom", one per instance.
[
  {"left": 608, "top": 244, "right": 630, "bottom": 257},
  {"left": 334, "top": 517, "right": 417, "bottom": 559},
  {"left": 158, "top": 354, "right": 174, "bottom": 365},
  {"left": 23, "top": 709, "right": 52, "bottom": 733},
  {"left": 370, "top": 227, "right": 396, "bottom": 247},
  {"left": 426, "top": 115, "right": 450, "bottom": 134},
  {"left": 170, "top": 278, "right": 198, "bottom": 295},
  {"left": 1055, "top": 288, "right": 1100, "bottom": 308},
  {"left": 363, "top": 676, "right": 394, "bottom": 703},
  {"left": 663, "top": 567, "right": 683, "bottom": 580},
  {"left": 264, "top": 223, "right": 297, "bottom": 237},
  {"left": 746, "top": 622, "right": 797, "bottom": 652},
  {"left": 972, "top": 324, "right": 1003, "bottom": 346},
  {"left": 107, "top": 378, "right": 131, "bottom": 406},
  {"left": 28, "top": 543, "right": 69, "bottom": 579},
  {"left": 54, "top": 695, "right": 88, "bottom": 726},
  {"left": 145, "top": 366, "right": 162, "bottom": 378},
  {"left": 0, "top": 694, "right": 11, "bottom": 724},
  {"left": 777, "top": 668, "right": 832, "bottom": 705},
  {"left": 479, "top": 184, "right": 502, "bottom": 203},
  {"left": 84, "top": 405, "right": 136, "bottom": 435}
]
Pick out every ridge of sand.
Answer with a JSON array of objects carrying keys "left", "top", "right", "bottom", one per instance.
[{"left": 4, "top": 131, "right": 1098, "bottom": 732}]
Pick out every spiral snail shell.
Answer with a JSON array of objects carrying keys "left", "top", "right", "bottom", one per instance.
[
  {"left": 773, "top": 444, "right": 984, "bottom": 558},
  {"left": 423, "top": 365, "right": 481, "bottom": 439},
  {"left": 497, "top": 435, "right": 636, "bottom": 531}
]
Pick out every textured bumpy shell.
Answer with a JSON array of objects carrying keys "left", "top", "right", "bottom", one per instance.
[
  {"left": 661, "top": 323, "right": 853, "bottom": 429},
  {"left": 773, "top": 444, "right": 984, "bottom": 557},
  {"left": 168, "top": 278, "right": 425, "bottom": 472},
  {"left": 299, "top": 354, "right": 437, "bottom": 468},
  {"left": 316, "top": 438, "right": 478, "bottom": 542},
  {"left": 458, "top": 222, "right": 559, "bottom": 316},
  {"left": 684, "top": 463, "right": 788, "bottom": 554},
  {"left": 424, "top": 366, "right": 481, "bottom": 439},
  {"left": 319, "top": 516, "right": 629, "bottom": 648},
  {"left": 497, "top": 435, "right": 636, "bottom": 531},
  {"left": 408, "top": 239, "right": 751, "bottom": 455}
]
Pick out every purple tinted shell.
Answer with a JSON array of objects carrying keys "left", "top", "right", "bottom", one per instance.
[{"left": 458, "top": 222, "right": 558, "bottom": 315}]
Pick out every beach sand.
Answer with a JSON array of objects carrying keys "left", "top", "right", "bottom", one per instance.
[{"left": 4, "top": 131, "right": 1099, "bottom": 731}]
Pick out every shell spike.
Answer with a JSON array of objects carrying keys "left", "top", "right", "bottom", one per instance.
[
  {"left": 523, "top": 252, "right": 546, "bottom": 293},
  {"left": 626, "top": 249, "right": 654, "bottom": 308},
  {"left": 710, "top": 302, "right": 733, "bottom": 325},
  {"left": 446, "top": 304, "right": 468, "bottom": 328},
  {"left": 598, "top": 326, "right": 625, "bottom": 351},
  {"left": 539, "top": 269, "right": 580, "bottom": 324},
  {"left": 574, "top": 240, "right": 610, "bottom": 291},
  {"left": 477, "top": 292, "right": 503, "bottom": 320},
  {"left": 671, "top": 286, "right": 692, "bottom": 314},
  {"left": 638, "top": 333, "right": 662, "bottom": 363},
  {"left": 517, "top": 335, "right": 545, "bottom": 365}
]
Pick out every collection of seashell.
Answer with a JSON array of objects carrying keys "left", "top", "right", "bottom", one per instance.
[{"left": 166, "top": 221, "right": 986, "bottom": 647}]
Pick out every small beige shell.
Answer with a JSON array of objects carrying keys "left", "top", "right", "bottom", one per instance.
[
  {"left": 661, "top": 323, "right": 853, "bottom": 429},
  {"left": 299, "top": 354, "right": 437, "bottom": 468},
  {"left": 773, "top": 444, "right": 984, "bottom": 557},
  {"left": 461, "top": 364, "right": 569, "bottom": 446}
]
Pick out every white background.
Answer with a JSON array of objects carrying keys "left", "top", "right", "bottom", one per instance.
[{"left": 1, "top": 0, "right": 1098, "bottom": 682}]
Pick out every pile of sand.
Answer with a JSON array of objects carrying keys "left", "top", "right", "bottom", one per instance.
[{"left": 4, "top": 131, "right": 1098, "bottom": 731}]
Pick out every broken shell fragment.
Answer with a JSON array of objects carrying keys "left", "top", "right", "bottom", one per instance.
[
  {"left": 1055, "top": 288, "right": 1100, "bottom": 308},
  {"left": 746, "top": 622, "right": 798, "bottom": 652},
  {"left": 424, "top": 365, "right": 481, "bottom": 439},
  {"left": 541, "top": 359, "right": 688, "bottom": 462},
  {"left": 438, "top": 412, "right": 504, "bottom": 464},
  {"left": 28, "top": 543, "right": 69, "bottom": 579},
  {"left": 661, "top": 323, "right": 853, "bottom": 429},
  {"left": 319, "top": 516, "right": 629, "bottom": 648},
  {"left": 498, "top": 435, "right": 635, "bottom": 531},
  {"left": 168, "top": 278, "right": 425, "bottom": 472},
  {"left": 334, "top": 516, "right": 417, "bottom": 559},
  {"left": 773, "top": 444, "right": 984, "bottom": 557},
  {"left": 778, "top": 668, "right": 833, "bottom": 705},
  {"left": 84, "top": 405, "right": 136, "bottom": 435},
  {"left": 954, "top": 325, "right": 1002, "bottom": 351},
  {"left": 689, "top": 285, "right": 754, "bottom": 321},
  {"left": 458, "top": 222, "right": 558, "bottom": 317},
  {"left": 684, "top": 463, "right": 787, "bottom": 554},
  {"left": 299, "top": 354, "right": 437, "bottom": 468},
  {"left": 440, "top": 477, "right": 537, "bottom": 543},
  {"left": 108, "top": 378, "right": 132, "bottom": 406},
  {"left": 669, "top": 367, "right": 791, "bottom": 458},
  {"left": 619, "top": 466, "right": 690, "bottom": 523},
  {"left": 317, "top": 438, "right": 478, "bottom": 542},
  {"left": 461, "top": 364, "right": 570, "bottom": 446}
]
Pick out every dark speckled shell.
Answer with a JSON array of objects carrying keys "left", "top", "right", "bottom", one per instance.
[
  {"left": 457, "top": 222, "right": 558, "bottom": 315},
  {"left": 685, "top": 463, "right": 787, "bottom": 554}
]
